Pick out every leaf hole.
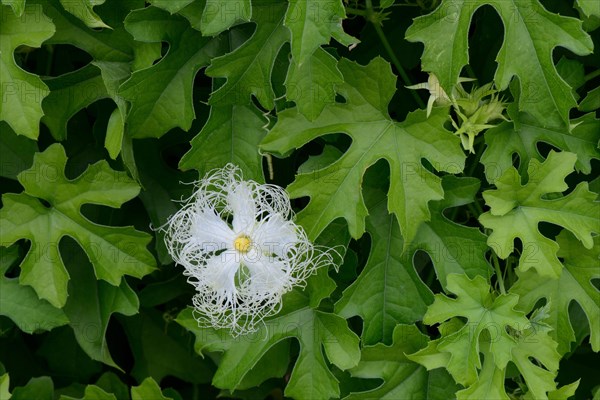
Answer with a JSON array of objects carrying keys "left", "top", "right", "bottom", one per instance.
[
  {"left": 533, "top": 298, "right": 548, "bottom": 310},
  {"left": 412, "top": 250, "right": 442, "bottom": 294},
  {"left": 290, "top": 196, "right": 310, "bottom": 213},
  {"left": 1, "top": 243, "right": 24, "bottom": 279},
  {"left": 528, "top": 356, "right": 550, "bottom": 371},
  {"left": 537, "top": 222, "right": 563, "bottom": 241},
  {"left": 37, "top": 44, "right": 93, "bottom": 77},
  {"left": 467, "top": 5, "right": 503, "bottom": 83},
  {"left": 281, "top": 132, "right": 352, "bottom": 190},
  {"left": 504, "top": 361, "right": 520, "bottom": 389},
  {"left": 334, "top": 94, "right": 347, "bottom": 104},
  {"left": 541, "top": 0, "right": 579, "bottom": 17},
  {"left": 535, "top": 142, "right": 562, "bottom": 161},
  {"left": 347, "top": 316, "right": 364, "bottom": 338},
  {"left": 512, "top": 152, "right": 521, "bottom": 174},
  {"left": 39, "top": 199, "right": 52, "bottom": 209},
  {"left": 337, "top": 367, "right": 381, "bottom": 398},
  {"left": 352, "top": 231, "right": 371, "bottom": 278}
]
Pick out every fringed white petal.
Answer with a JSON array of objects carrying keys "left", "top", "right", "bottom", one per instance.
[
  {"left": 251, "top": 213, "right": 299, "bottom": 258},
  {"left": 190, "top": 210, "right": 236, "bottom": 251},
  {"left": 229, "top": 182, "right": 257, "bottom": 233},
  {"left": 242, "top": 249, "right": 290, "bottom": 294}
]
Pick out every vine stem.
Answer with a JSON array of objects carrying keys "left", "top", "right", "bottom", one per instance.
[
  {"left": 584, "top": 68, "right": 600, "bottom": 82},
  {"left": 364, "top": 0, "right": 426, "bottom": 109},
  {"left": 492, "top": 254, "right": 506, "bottom": 295},
  {"left": 345, "top": 7, "right": 367, "bottom": 16}
]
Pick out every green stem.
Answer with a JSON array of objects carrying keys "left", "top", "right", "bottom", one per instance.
[
  {"left": 345, "top": 7, "right": 367, "bottom": 16},
  {"left": 584, "top": 68, "right": 600, "bottom": 82},
  {"left": 365, "top": 0, "right": 426, "bottom": 109},
  {"left": 464, "top": 135, "right": 485, "bottom": 178},
  {"left": 465, "top": 64, "right": 478, "bottom": 80},
  {"left": 504, "top": 255, "right": 515, "bottom": 289},
  {"left": 492, "top": 255, "right": 506, "bottom": 295}
]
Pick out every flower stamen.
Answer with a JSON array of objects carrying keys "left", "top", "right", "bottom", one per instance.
[{"left": 234, "top": 235, "right": 252, "bottom": 253}]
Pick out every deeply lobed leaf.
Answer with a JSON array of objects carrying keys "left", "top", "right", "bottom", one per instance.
[
  {"left": 0, "top": 144, "right": 156, "bottom": 307},
  {"left": 262, "top": 57, "right": 465, "bottom": 243},
  {"left": 0, "top": 3, "right": 54, "bottom": 139},
  {"left": 480, "top": 151, "right": 600, "bottom": 278}
]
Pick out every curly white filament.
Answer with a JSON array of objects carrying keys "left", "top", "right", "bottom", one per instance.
[{"left": 163, "top": 164, "right": 336, "bottom": 335}]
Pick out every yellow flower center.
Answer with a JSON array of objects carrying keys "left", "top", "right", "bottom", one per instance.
[{"left": 234, "top": 235, "right": 251, "bottom": 253}]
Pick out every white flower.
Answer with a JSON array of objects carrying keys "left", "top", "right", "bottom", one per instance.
[{"left": 163, "top": 164, "right": 336, "bottom": 335}]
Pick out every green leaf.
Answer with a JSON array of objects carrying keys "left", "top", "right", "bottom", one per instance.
[
  {"left": 149, "top": 0, "right": 205, "bottom": 31},
  {"left": 577, "top": 0, "right": 600, "bottom": 17},
  {"left": 147, "top": 0, "right": 194, "bottom": 14},
  {"left": 0, "top": 122, "right": 37, "bottom": 180},
  {"left": 200, "top": 0, "right": 251, "bottom": 36},
  {"left": 12, "top": 377, "right": 54, "bottom": 400},
  {"left": 41, "top": 64, "right": 108, "bottom": 141},
  {"left": 58, "top": 0, "right": 109, "bottom": 29},
  {"left": 548, "top": 380, "right": 580, "bottom": 400},
  {"left": 579, "top": 85, "right": 600, "bottom": 112},
  {"left": 104, "top": 109, "right": 124, "bottom": 160},
  {"left": 134, "top": 138, "right": 196, "bottom": 264},
  {"left": 179, "top": 104, "right": 267, "bottom": 182},
  {"left": 59, "top": 385, "right": 116, "bottom": 400},
  {"left": 556, "top": 57, "right": 585, "bottom": 92},
  {"left": 419, "top": 274, "right": 529, "bottom": 386},
  {"left": 411, "top": 291, "right": 566, "bottom": 399},
  {"left": 131, "top": 377, "right": 173, "bottom": 400},
  {"left": 456, "top": 347, "right": 508, "bottom": 400},
  {"left": 0, "top": 373, "right": 10, "bottom": 400},
  {"left": 285, "top": 48, "right": 343, "bottom": 121},
  {"left": 344, "top": 324, "right": 460, "bottom": 399},
  {"left": 38, "top": 327, "right": 102, "bottom": 382},
  {"left": 262, "top": 57, "right": 465, "bottom": 242},
  {"left": 233, "top": 340, "right": 291, "bottom": 391},
  {"left": 206, "top": 1, "right": 289, "bottom": 110},
  {"left": 94, "top": 373, "right": 128, "bottom": 400},
  {"left": 335, "top": 185, "right": 433, "bottom": 345},
  {"left": 93, "top": 60, "right": 134, "bottom": 159},
  {"left": 39, "top": 0, "right": 143, "bottom": 62},
  {"left": 0, "top": 246, "right": 68, "bottom": 333},
  {"left": 0, "top": 3, "right": 54, "bottom": 139},
  {"left": 479, "top": 151, "right": 600, "bottom": 278},
  {"left": 481, "top": 113, "right": 600, "bottom": 183},
  {"left": 406, "top": 0, "right": 593, "bottom": 127},
  {"left": 1, "top": 0, "right": 25, "bottom": 15},
  {"left": 496, "top": 327, "right": 561, "bottom": 400},
  {"left": 408, "top": 176, "right": 491, "bottom": 288},
  {"left": 511, "top": 230, "right": 600, "bottom": 354},
  {"left": 60, "top": 240, "right": 139, "bottom": 369},
  {"left": 0, "top": 144, "right": 156, "bottom": 307},
  {"left": 178, "top": 291, "right": 360, "bottom": 400},
  {"left": 456, "top": 324, "right": 564, "bottom": 400},
  {"left": 120, "top": 309, "right": 213, "bottom": 384},
  {"left": 284, "top": 0, "right": 354, "bottom": 64},
  {"left": 120, "top": 6, "right": 225, "bottom": 138}
]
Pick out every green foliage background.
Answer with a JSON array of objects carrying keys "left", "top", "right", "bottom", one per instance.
[{"left": 0, "top": 0, "right": 599, "bottom": 399}]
